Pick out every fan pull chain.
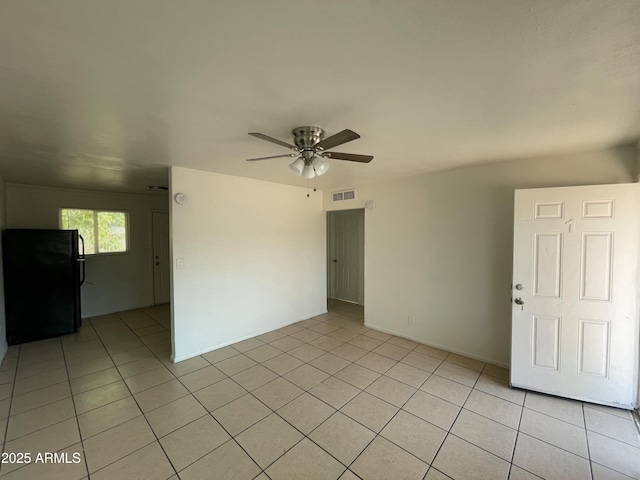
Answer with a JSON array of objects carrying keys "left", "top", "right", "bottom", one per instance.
[{"left": 307, "top": 177, "right": 310, "bottom": 197}]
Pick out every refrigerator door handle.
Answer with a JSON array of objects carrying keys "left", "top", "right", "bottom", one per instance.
[{"left": 78, "top": 234, "right": 86, "bottom": 286}]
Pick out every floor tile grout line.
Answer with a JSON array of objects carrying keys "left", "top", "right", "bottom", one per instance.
[
  {"left": 507, "top": 388, "right": 527, "bottom": 479},
  {"left": 0, "top": 344, "right": 20, "bottom": 475},
  {"left": 583, "top": 402, "right": 596, "bottom": 480}
]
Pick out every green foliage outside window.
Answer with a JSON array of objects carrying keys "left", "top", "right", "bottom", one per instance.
[{"left": 60, "top": 209, "right": 128, "bottom": 254}]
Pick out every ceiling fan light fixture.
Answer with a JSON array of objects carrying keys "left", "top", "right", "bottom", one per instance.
[
  {"left": 302, "top": 164, "right": 316, "bottom": 179},
  {"left": 288, "top": 157, "right": 304, "bottom": 176},
  {"left": 311, "top": 155, "right": 329, "bottom": 176}
]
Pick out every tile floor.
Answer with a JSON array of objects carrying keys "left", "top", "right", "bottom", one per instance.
[{"left": 0, "top": 300, "right": 639, "bottom": 479}]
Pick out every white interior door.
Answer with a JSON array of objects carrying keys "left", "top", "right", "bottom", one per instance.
[
  {"left": 330, "top": 210, "right": 362, "bottom": 303},
  {"left": 152, "top": 211, "right": 170, "bottom": 305},
  {"left": 511, "top": 183, "right": 639, "bottom": 408}
]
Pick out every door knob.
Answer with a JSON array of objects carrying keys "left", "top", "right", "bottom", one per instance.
[
  {"left": 155, "top": 262, "right": 159, "bottom": 266},
  {"left": 332, "top": 259, "right": 338, "bottom": 263},
  {"left": 514, "top": 297, "right": 524, "bottom": 305}
]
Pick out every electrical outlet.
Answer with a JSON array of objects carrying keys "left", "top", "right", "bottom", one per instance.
[{"left": 408, "top": 316, "right": 415, "bottom": 326}]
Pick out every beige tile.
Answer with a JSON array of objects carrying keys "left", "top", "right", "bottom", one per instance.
[
  {"left": 351, "top": 435, "right": 428, "bottom": 480},
  {"left": 591, "top": 462, "right": 638, "bottom": 480},
  {"left": 387, "top": 336, "right": 419, "bottom": 350},
  {"left": 2, "top": 418, "right": 80, "bottom": 475},
  {"left": 290, "top": 329, "right": 323, "bottom": 343},
  {"left": 482, "top": 363, "right": 509, "bottom": 381},
  {"left": 277, "top": 393, "right": 335, "bottom": 435},
  {"left": 67, "top": 357, "right": 115, "bottom": 379},
  {"left": 588, "top": 430, "right": 640, "bottom": 479},
  {"left": 385, "top": 362, "right": 430, "bottom": 388},
  {"left": 0, "top": 382, "right": 13, "bottom": 401},
  {"left": 309, "top": 323, "right": 339, "bottom": 334},
  {"left": 212, "top": 393, "right": 271, "bottom": 436},
  {"left": 263, "top": 353, "right": 304, "bottom": 375},
  {"left": 309, "top": 353, "right": 350, "bottom": 375},
  {"left": 365, "top": 375, "right": 416, "bottom": 407},
  {"left": 348, "top": 335, "right": 383, "bottom": 351},
  {"left": 584, "top": 407, "right": 640, "bottom": 447},
  {"left": 327, "top": 328, "right": 360, "bottom": 342},
  {"left": 236, "top": 413, "right": 303, "bottom": 468},
  {"left": 331, "top": 343, "right": 368, "bottom": 362},
  {"left": 445, "top": 353, "right": 485, "bottom": 372},
  {"left": 342, "top": 323, "right": 370, "bottom": 334},
  {"left": 465, "top": 390, "right": 522, "bottom": 429},
  {"left": 179, "top": 365, "right": 226, "bottom": 393},
  {"left": 309, "top": 335, "right": 345, "bottom": 352},
  {"left": 338, "top": 470, "right": 361, "bottom": 480},
  {"left": 451, "top": 409, "right": 517, "bottom": 461},
  {"left": 363, "top": 330, "right": 393, "bottom": 342},
  {"left": 372, "top": 342, "right": 410, "bottom": 361},
  {"left": 269, "top": 336, "right": 304, "bottom": 352},
  {"left": 134, "top": 379, "right": 190, "bottom": 413},
  {"left": 512, "top": 433, "right": 591, "bottom": 480},
  {"left": 403, "top": 391, "right": 461, "bottom": 430},
  {"left": 519, "top": 408, "right": 588, "bottom": 457},
  {"left": 244, "top": 344, "right": 282, "bottom": 363},
  {"left": 214, "top": 354, "right": 257, "bottom": 376},
  {"left": 433, "top": 434, "right": 510, "bottom": 480},
  {"left": 335, "top": 363, "right": 381, "bottom": 389},
  {"left": 124, "top": 367, "right": 174, "bottom": 394},
  {"left": 16, "top": 356, "right": 66, "bottom": 379},
  {"left": 231, "top": 337, "right": 265, "bottom": 353},
  {"left": 193, "top": 378, "right": 247, "bottom": 412},
  {"left": 78, "top": 396, "right": 142, "bottom": 439},
  {"left": 232, "top": 364, "right": 278, "bottom": 391},
  {"left": 401, "top": 351, "right": 443, "bottom": 372},
  {"left": 6, "top": 398, "right": 76, "bottom": 441},
  {"left": 83, "top": 416, "right": 156, "bottom": 473},
  {"left": 381, "top": 410, "right": 446, "bottom": 464},
  {"left": 73, "top": 381, "right": 131, "bottom": 415},
  {"left": 160, "top": 415, "right": 230, "bottom": 472},
  {"left": 413, "top": 344, "right": 450, "bottom": 360},
  {"left": 310, "top": 411, "right": 376, "bottom": 465},
  {"left": 145, "top": 394, "right": 207, "bottom": 438},
  {"left": 201, "top": 346, "right": 240, "bottom": 364},
  {"left": 90, "top": 442, "right": 175, "bottom": 480},
  {"left": 266, "top": 437, "right": 346, "bottom": 480},
  {"left": 434, "top": 362, "right": 480, "bottom": 387},
  {"left": 420, "top": 374, "right": 471, "bottom": 406},
  {"left": 284, "top": 364, "right": 330, "bottom": 391},
  {"left": 10, "top": 381, "right": 71, "bottom": 415},
  {"left": 288, "top": 344, "right": 325, "bottom": 363},
  {"left": 0, "top": 397, "right": 10, "bottom": 420},
  {"left": 163, "top": 356, "right": 210, "bottom": 377},
  {"left": 355, "top": 352, "right": 397, "bottom": 374},
  {"left": 69, "top": 367, "right": 121, "bottom": 395},
  {"left": 474, "top": 373, "right": 525, "bottom": 405},
  {"left": 523, "top": 392, "right": 584, "bottom": 427},
  {"left": 13, "top": 367, "right": 68, "bottom": 395},
  {"left": 0, "top": 443, "right": 87, "bottom": 480},
  {"left": 139, "top": 330, "right": 170, "bottom": 346},
  {"left": 111, "top": 346, "right": 154, "bottom": 366},
  {"left": 0, "top": 369, "right": 17, "bottom": 387},
  {"left": 584, "top": 403, "right": 634, "bottom": 421},
  {"left": 309, "top": 377, "right": 360, "bottom": 409},
  {"left": 425, "top": 468, "right": 454, "bottom": 480},
  {"left": 179, "top": 438, "right": 261, "bottom": 479},
  {"left": 508, "top": 465, "right": 542, "bottom": 480},
  {"left": 253, "top": 377, "right": 304, "bottom": 410},
  {"left": 341, "top": 391, "right": 398, "bottom": 432},
  {"left": 255, "top": 330, "right": 286, "bottom": 343},
  {"left": 116, "top": 356, "right": 164, "bottom": 378}
]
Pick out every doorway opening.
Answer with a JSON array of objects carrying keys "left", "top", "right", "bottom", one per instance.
[{"left": 327, "top": 209, "right": 365, "bottom": 306}]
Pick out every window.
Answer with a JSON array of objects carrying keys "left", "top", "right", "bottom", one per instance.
[{"left": 60, "top": 208, "right": 129, "bottom": 255}]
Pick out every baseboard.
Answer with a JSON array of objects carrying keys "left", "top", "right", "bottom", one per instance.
[{"left": 363, "top": 321, "right": 509, "bottom": 369}]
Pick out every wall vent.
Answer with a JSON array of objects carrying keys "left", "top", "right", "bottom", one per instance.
[{"left": 332, "top": 189, "right": 356, "bottom": 202}]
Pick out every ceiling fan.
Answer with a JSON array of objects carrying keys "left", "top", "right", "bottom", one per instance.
[{"left": 246, "top": 126, "right": 373, "bottom": 179}]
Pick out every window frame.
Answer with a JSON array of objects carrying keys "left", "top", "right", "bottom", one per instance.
[{"left": 59, "top": 208, "right": 130, "bottom": 256}]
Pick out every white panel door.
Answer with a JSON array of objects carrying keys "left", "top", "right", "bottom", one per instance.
[
  {"left": 332, "top": 210, "right": 360, "bottom": 303},
  {"left": 511, "top": 183, "right": 639, "bottom": 408},
  {"left": 152, "top": 211, "right": 171, "bottom": 304}
]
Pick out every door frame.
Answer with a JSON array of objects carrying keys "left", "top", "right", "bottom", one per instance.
[{"left": 327, "top": 208, "right": 365, "bottom": 304}]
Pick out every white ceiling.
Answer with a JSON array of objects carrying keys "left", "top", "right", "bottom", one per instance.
[{"left": 0, "top": 1, "right": 639, "bottom": 194}]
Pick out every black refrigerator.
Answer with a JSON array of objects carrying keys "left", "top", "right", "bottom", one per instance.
[{"left": 3, "top": 229, "right": 85, "bottom": 345}]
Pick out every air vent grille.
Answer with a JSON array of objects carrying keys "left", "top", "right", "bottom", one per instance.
[{"left": 332, "top": 189, "right": 356, "bottom": 202}]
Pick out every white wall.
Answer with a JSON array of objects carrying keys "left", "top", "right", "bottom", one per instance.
[
  {"left": 325, "top": 145, "right": 637, "bottom": 366},
  {"left": 0, "top": 175, "right": 7, "bottom": 362},
  {"left": 5, "top": 184, "right": 168, "bottom": 317},
  {"left": 170, "top": 167, "right": 326, "bottom": 361}
]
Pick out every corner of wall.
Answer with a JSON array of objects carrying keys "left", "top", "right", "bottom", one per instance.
[{"left": 0, "top": 174, "right": 8, "bottom": 363}]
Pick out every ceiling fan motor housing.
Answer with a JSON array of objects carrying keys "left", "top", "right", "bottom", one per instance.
[{"left": 292, "top": 126, "right": 325, "bottom": 161}]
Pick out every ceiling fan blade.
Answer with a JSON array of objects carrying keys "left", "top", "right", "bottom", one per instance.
[
  {"left": 324, "top": 152, "right": 373, "bottom": 163},
  {"left": 315, "top": 129, "right": 360, "bottom": 151},
  {"left": 249, "top": 132, "right": 296, "bottom": 149},
  {"left": 246, "top": 153, "right": 297, "bottom": 161}
]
